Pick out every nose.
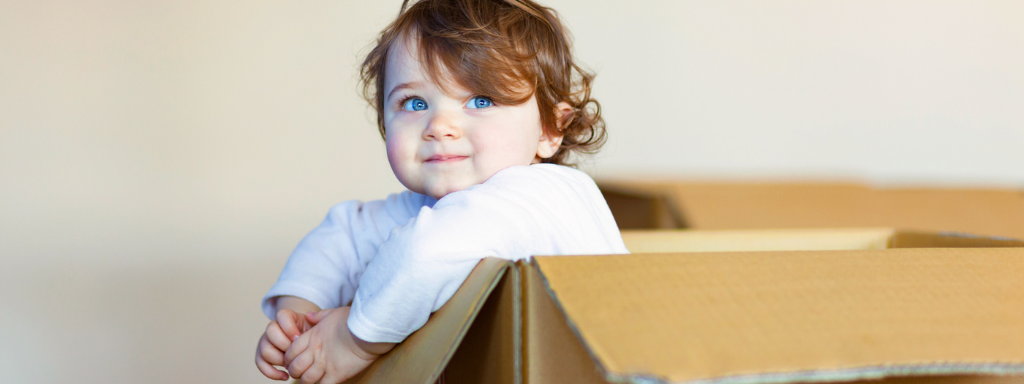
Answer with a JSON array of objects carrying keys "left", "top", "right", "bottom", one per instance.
[{"left": 422, "top": 110, "right": 462, "bottom": 141}]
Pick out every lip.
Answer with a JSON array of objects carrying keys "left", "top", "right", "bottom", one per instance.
[{"left": 424, "top": 154, "right": 469, "bottom": 163}]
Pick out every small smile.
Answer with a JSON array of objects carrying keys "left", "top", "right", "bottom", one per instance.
[{"left": 425, "top": 154, "right": 469, "bottom": 163}]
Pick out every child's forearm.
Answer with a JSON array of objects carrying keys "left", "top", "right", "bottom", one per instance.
[{"left": 275, "top": 295, "right": 321, "bottom": 315}]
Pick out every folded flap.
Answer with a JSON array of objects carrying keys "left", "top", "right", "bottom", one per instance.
[
  {"left": 598, "top": 181, "right": 1024, "bottom": 241},
  {"left": 534, "top": 249, "right": 1024, "bottom": 384},
  {"left": 344, "top": 257, "right": 511, "bottom": 384},
  {"left": 621, "top": 228, "right": 896, "bottom": 254}
]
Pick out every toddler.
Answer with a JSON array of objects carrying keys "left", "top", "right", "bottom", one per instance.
[{"left": 255, "top": 0, "right": 628, "bottom": 383}]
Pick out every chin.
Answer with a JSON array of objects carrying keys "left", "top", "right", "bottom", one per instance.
[
  {"left": 426, "top": 187, "right": 458, "bottom": 200},
  {"left": 425, "top": 181, "right": 473, "bottom": 200}
]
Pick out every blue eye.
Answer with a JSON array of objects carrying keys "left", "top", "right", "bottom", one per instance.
[
  {"left": 467, "top": 96, "right": 493, "bottom": 109},
  {"left": 402, "top": 98, "right": 428, "bottom": 111}
]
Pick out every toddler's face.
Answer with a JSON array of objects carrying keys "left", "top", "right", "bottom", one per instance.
[{"left": 382, "top": 37, "right": 561, "bottom": 199}]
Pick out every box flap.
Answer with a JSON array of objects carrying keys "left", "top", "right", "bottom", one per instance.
[
  {"left": 871, "top": 375, "right": 1024, "bottom": 384},
  {"left": 601, "top": 184, "right": 685, "bottom": 229},
  {"left": 888, "top": 232, "right": 1024, "bottom": 249},
  {"left": 621, "top": 228, "right": 897, "bottom": 253},
  {"left": 443, "top": 259, "right": 520, "bottom": 384},
  {"left": 620, "top": 229, "right": 1024, "bottom": 254},
  {"left": 521, "top": 260, "right": 612, "bottom": 384},
  {"left": 598, "top": 181, "right": 1024, "bottom": 241},
  {"left": 343, "top": 257, "right": 510, "bottom": 384},
  {"left": 534, "top": 249, "right": 1024, "bottom": 384}
]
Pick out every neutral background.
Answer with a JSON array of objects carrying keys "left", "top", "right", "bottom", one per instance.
[{"left": 1, "top": 0, "right": 1022, "bottom": 383}]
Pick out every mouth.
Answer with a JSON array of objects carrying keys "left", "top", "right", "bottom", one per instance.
[{"left": 424, "top": 154, "right": 469, "bottom": 163}]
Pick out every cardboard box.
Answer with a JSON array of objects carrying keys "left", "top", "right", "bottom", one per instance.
[
  {"left": 597, "top": 181, "right": 1024, "bottom": 241},
  {"left": 343, "top": 229, "right": 1024, "bottom": 384},
  {"left": 620, "top": 228, "right": 1024, "bottom": 254}
]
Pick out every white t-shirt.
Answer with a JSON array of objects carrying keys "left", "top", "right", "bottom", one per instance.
[{"left": 262, "top": 164, "right": 628, "bottom": 343}]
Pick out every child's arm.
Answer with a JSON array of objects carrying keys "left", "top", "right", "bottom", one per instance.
[
  {"left": 255, "top": 296, "right": 321, "bottom": 381},
  {"left": 261, "top": 194, "right": 432, "bottom": 320},
  {"left": 282, "top": 307, "right": 396, "bottom": 384},
  {"left": 344, "top": 178, "right": 529, "bottom": 344},
  {"left": 257, "top": 193, "right": 431, "bottom": 380},
  {"left": 347, "top": 165, "right": 624, "bottom": 343}
]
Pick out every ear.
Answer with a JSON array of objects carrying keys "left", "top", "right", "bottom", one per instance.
[{"left": 536, "top": 102, "right": 572, "bottom": 160}]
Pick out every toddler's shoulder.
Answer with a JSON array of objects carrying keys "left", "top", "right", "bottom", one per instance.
[
  {"left": 439, "top": 164, "right": 605, "bottom": 212},
  {"left": 485, "top": 164, "right": 597, "bottom": 191},
  {"left": 383, "top": 189, "right": 437, "bottom": 212},
  {"left": 322, "top": 190, "right": 436, "bottom": 229},
  {"left": 430, "top": 164, "right": 604, "bottom": 214}
]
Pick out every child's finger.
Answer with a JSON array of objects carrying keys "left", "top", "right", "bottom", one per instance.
[
  {"left": 255, "top": 341, "right": 289, "bottom": 381},
  {"left": 255, "top": 355, "right": 289, "bottom": 381},
  {"left": 258, "top": 336, "right": 286, "bottom": 366},
  {"left": 276, "top": 309, "right": 303, "bottom": 341},
  {"left": 284, "top": 332, "right": 310, "bottom": 367},
  {"left": 287, "top": 350, "right": 314, "bottom": 380},
  {"left": 298, "top": 362, "right": 325, "bottom": 384},
  {"left": 265, "top": 322, "right": 293, "bottom": 351},
  {"left": 306, "top": 308, "right": 329, "bottom": 325}
]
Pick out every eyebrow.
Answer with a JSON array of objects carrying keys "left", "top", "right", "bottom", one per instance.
[{"left": 386, "top": 82, "right": 422, "bottom": 102}]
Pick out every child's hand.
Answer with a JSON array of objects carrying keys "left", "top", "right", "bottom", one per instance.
[
  {"left": 256, "top": 308, "right": 313, "bottom": 381},
  {"left": 283, "top": 307, "right": 387, "bottom": 384}
]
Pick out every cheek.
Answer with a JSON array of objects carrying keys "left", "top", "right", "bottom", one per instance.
[
  {"left": 471, "top": 122, "right": 538, "bottom": 165},
  {"left": 385, "top": 135, "right": 413, "bottom": 175},
  {"left": 503, "top": 111, "right": 545, "bottom": 157}
]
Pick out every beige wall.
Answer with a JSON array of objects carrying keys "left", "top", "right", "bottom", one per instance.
[{"left": 1, "top": 1, "right": 1022, "bottom": 383}]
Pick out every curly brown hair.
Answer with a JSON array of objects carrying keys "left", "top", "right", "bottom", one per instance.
[{"left": 359, "top": 0, "right": 606, "bottom": 166}]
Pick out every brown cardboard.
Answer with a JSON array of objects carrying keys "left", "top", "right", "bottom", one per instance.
[
  {"left": 622, "top": 228, "right": 895, "bottom": 253},
  {"left": 598, "top": 181, "right": 1024, "bottom": 241},
  {"left": 875, "top": 376, "right": 1024, "bottom": 384},
  {"left": 521, "top": 259, "right": 611, "bottom": 384},
  {"left": 441, "top": 262, "right": 518, "bottom": 384},
  {"left": 621, "top": 228, "right": 1024, "bottom": 254},
  {"left": 600, "top": 184, "right": 685, "bottom": 229},
  {"left": 342, "top": 257, "right": 510, "bottom": 384},
  {"left": 344, "top": 230, "right": 1024, "bottom": 384},
  {"left": 534, "top": 249, "right": 1024, "bottom": 383}
]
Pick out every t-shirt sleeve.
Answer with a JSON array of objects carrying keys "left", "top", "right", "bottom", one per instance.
[
  {"left": 346, "top": 189, "right": 518, "bottom": 343},
  {"left": 261, "top": 191, "right": 431, "bottom": 319}
]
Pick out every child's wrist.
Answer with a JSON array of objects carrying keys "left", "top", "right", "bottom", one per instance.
[{"left": 349, "top": 327, "right": 396, "bottom": 357}]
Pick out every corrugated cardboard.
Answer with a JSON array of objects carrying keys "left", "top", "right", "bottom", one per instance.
[
  {"left": 598, "top": 181, "right": 1024, "bottom": 241},
  {"left": 341, "top": 257, "right": 512, "bottom": 383},
  {"left": 621, "top": 228, "right": 1024, "bottom": 254},
  {"left": 343, "top": 230, "right": 1024, "bottom": 384},
  {"left": 533, "top": 248, "right": 1024, "bottom": 384}
]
